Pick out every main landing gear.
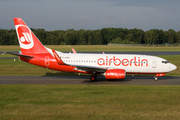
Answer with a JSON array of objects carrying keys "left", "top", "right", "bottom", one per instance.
[
  {"left": 90, "top": 74, "right": 97, "bottom": 82},
  {"left": 154, "top": 73, "right": 165, "bottom": 81}
]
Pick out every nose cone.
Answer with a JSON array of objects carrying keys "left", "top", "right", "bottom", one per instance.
[{"left": 170, "top": 63, "right": 177, "bottom": 71}]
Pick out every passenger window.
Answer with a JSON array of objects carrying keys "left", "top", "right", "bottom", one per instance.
[{"left": 162, "top": 61, "right": 169, "bottom": 64}]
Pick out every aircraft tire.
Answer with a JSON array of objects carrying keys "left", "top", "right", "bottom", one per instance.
[
  {"left": 90, "top": 75, "right": 97, "bottom": 82},
  {"left": 154, "top": 77, "right": 158, "bottom": 81}
]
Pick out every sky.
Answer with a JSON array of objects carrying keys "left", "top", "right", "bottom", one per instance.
[{"left": 0, "top": 0, "right": 180, "bottom": 31}]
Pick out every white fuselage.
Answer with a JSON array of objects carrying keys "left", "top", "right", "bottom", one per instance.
[{"left": 57, "top": 53, "right": 177, "bottom": 74}]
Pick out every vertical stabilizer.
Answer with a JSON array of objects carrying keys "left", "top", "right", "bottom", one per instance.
[{"left": 14, "top": 18, "right": 49, "bottom": 55}]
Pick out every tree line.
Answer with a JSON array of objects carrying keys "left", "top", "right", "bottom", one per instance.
[{"left": 0, "top": 28, "right": 180, "bottom": 45}]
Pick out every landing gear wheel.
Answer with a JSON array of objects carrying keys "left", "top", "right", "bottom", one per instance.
[
  {"left": 90, "top": 75, "right": 97, "bottom": 82},
  {"left": 154, "top": 77, "right": 158, "bottom": 81}
]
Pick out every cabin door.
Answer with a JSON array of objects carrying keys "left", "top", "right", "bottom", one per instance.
[{"left": 152, "top": 59, "right": 156, "bottom": 68}]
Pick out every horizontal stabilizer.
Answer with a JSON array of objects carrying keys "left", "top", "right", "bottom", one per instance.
[{"left": 6, "top": 52, "right": 34, "bottom": 58}]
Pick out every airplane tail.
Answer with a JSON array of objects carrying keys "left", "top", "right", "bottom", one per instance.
[{"left": 14, "top": 18, "right": 49, "bottom": 55}]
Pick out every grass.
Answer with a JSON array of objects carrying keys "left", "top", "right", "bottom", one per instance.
[
  {"left": 0, "top": 45, "right": 21, "bottom": 51},
  {"left": 1, "top": 45, "right": 180, "bottom": 51},
  {"left": 0, "top": 45, "right": 180, "bottom": 120},
  {"left": 0, "top": 54, "right": 17, "bottom": 58},
  {"left": 0, "top": 59, "right": 76, "bottom": 76},
  {"left": 0, "top": 85, "right": 180, "bottom": 120}
]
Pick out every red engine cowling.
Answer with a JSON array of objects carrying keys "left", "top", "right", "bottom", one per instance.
[{"left": 103, "top": 69, "right": 126, "bottom": 79}]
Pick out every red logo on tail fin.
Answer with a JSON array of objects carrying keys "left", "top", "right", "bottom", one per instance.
[
  {"left": 16, "top": 25, "right": 34, "bottom": 49},
  {"left": 20, "top": 33, "right": 31, "bottom": 44}
]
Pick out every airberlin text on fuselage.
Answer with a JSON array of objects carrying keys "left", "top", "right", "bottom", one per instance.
[{"left": 97, "top": 56, "right": 148, "bottom": 67}]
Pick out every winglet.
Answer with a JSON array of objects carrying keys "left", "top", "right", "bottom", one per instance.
[
  {"left": 72, "top": 48, "right": 77, "bottom": 54},
  {"left": 52, "top": 49, "right": 66, "bottom": 65}
]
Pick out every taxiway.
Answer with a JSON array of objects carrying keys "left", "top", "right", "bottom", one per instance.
[{"left": 0, "top": 76, "right": 179, "bottom": 85}]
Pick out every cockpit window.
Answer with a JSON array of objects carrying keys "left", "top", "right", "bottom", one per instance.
[{"left": 162, "top": 61, "right": 169, "bottom": 64}]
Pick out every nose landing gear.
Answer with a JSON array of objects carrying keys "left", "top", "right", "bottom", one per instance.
[
  {"left": 154, "top": 77, "right": 158, "bottom": 81},
  {"left": 154, "top": 73, "right": 165, "bottom": 81}
]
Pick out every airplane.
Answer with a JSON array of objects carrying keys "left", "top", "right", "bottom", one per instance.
[{"left": 11, "top": 18, "right": 177, "bottom": 81}]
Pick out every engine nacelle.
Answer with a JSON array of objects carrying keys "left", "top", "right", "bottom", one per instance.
[
  {"left": 156, "top": 73, "right": 165, "bottom": 77},
  {"left": 103, "top": 69, "right": 126, "bottom": 79}
]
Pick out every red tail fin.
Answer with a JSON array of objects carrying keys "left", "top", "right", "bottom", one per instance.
[{"left": 14, "top": 18, "right": 48, "bottom": 55}]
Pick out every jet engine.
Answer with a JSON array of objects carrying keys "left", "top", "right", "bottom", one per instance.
[{"left": 103, "top": 69, "right": 126, "bottom": 79}]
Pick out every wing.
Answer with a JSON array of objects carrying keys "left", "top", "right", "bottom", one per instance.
[
  {"left": 52, "top": 49, "right": 108, "bottom": 73},
  {"left": 73, "top": 65, "right": 107, "bottom": 73}
]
